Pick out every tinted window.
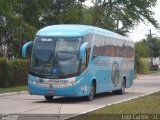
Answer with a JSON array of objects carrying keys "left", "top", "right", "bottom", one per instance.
[{"left": 93, "top": 34, "right": 134, "bottom": 58}]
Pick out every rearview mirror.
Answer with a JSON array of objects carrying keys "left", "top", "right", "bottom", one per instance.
[
  {"left": 79, "top": 42, "right": 88, "bottom": 59},
  {"left": 22, "top": 41, "right": 33, "bottom": 58}
]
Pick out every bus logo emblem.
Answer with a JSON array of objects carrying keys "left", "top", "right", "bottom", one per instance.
[
  {"left": 52, "top": 68, "right": 57, "bottom": 73},
  {"left": 111, "top": 61, "right": 119, "bottom": 87},
  {"left": 49, "top": 84, "right": 53, "bottom": 88}
]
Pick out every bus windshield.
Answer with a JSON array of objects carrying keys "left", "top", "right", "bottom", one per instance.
[{"left": 30, "top": 37, "right": 82, "bottom": 77}]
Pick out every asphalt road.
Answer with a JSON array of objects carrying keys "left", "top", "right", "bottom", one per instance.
[{"left": 0, "top": 74, "right": 160, "bottom": 120}]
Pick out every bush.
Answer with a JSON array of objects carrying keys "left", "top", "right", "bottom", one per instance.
[
  {"left": 0, "top": 57, "right": 29, "bottom": 88},
  {"left": 139, "top": 59, "right": 150, "bottom": 74}
]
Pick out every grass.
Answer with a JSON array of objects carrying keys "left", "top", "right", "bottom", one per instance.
[
  {"left": 134, "top": 70, "right": 160, "bottom": 79},
  {"left": 70, "top": 91, "right": 160, "bottom": 120},
  {"left": 147, "top": 70, "right": 160, "bottom": 75},
  {"left": 0, "top": 86, "right": 27, "bottom": 94}
]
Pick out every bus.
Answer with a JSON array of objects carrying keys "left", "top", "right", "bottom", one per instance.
[{"left": 22, "top": 25, "right": 134, "bottom": 101}]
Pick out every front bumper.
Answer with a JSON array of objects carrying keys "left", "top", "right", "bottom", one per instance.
[
  {"left": 28, "top": 74, "right": 89, "bottom": 97},
  {"left": 28, "top": 82, "right": 83, "bottom": 97}
]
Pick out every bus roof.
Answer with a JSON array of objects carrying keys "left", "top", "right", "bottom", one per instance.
[{"left": 36, "top": 24, "right": 132, "bottom": 41}]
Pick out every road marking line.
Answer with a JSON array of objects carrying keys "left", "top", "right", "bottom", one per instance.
[{"left": 64, "top": 90, "right": 160, "bottom": 120}]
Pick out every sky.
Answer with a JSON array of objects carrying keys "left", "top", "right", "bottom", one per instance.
[{"left": 85, "top": 0, "right": 160, "bottom": 42}]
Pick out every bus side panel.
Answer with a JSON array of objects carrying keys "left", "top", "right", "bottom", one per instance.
[{"left": 109, "top": 57, "right": 125, "bottom": 91}]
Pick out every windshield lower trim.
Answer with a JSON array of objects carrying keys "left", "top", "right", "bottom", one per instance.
[{"left": 29, "top": 70, "right": 80, "bottom": 79}]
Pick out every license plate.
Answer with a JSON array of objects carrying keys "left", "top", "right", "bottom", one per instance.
[{"left": 46, "top": 90, "right": 55, "bottom": 94}]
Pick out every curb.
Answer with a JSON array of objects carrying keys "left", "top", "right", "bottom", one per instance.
[{"left": 0, "top": 91, "right": 28, "bottom": 97}]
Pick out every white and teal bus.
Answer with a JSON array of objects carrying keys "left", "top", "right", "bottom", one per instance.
[{"left": 22, "top": 25, "right": 134, "bottom": 101}]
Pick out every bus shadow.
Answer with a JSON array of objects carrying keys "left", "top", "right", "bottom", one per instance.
[{"left": 33, "top": 92, "right": 129, "bottom": 104}]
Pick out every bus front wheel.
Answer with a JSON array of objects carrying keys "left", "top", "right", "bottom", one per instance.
[
  {"left": 44, "top": 96, "right": 54, "bottom": 101},
  {"left": 86, "top": 82, "right": 95, "bottom": 101}
]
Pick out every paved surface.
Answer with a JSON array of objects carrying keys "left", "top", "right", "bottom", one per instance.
[{"left": 0, "top": 74, "right": 160, "bottom": 120}]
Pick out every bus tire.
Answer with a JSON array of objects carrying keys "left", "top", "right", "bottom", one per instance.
[
  {"left": 44, "top": 96, "right": 54, "bottom": 101},
  {"left": 113, "top": 79, "right": 126, "bottom": 95},
  {"left": 86, "top": 82, "right": 95, "bottom": 101}
]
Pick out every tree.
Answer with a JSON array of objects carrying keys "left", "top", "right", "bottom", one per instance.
[
  {"left": 0, "top": 0, "right": 36, "bottom": 58},
  {"left": 147, "top": 37, "right": 160, "bottom": 57},
  {"left": 16, "top": 0, "right": 50, "bottom": 29},
  {"left": 90, "top": 0, "right": 159, "bottom": 35},
  {"left": 135, "top": 39, "right": 150, "bottom": 73},
  {"left": 135, "top": 40, "right": 150, "bottom": 58},
  {"left": 82, "top": 7, "right": 93, "bottom": 25},
  {"left": 40, "top": 0, "right": 86, "bottom": 25},
  {"left": 0, "top": 0, "right": 88, "bottom": 58},
  {"left": 57, "top": 5, "right": 83, "bottom": 24}
]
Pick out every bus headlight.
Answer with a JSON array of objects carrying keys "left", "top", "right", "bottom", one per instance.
[
  {"left": 28, "top": 74, "right": 39, "bottom": 84},
  {"left": 66, "top": 78, "right": 83, "bottom": 87}
]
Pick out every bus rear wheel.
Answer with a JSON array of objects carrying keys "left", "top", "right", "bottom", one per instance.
[
  {"left": 113, "top": 79, "right": 126, "bottom": 95},
  {"left": 44, "top": 96, "right": 54, "bottom": 101},
  {"left": 86, "top": 82, "right": 95, "bottom": 101}
]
